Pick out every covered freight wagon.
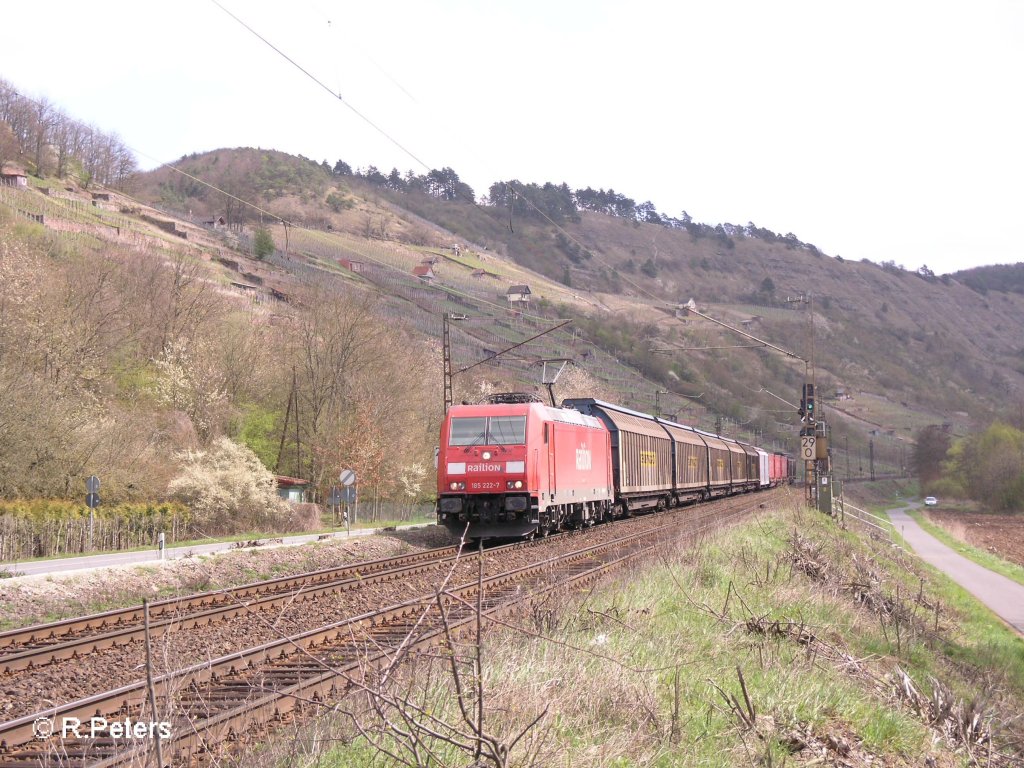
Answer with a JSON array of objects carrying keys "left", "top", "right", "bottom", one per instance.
[
  {"left": 563, "top": 399, "right": 672, "bottom": 512},
  {"left": 656, "top": 418, "right": 710, "bottom": 504}
]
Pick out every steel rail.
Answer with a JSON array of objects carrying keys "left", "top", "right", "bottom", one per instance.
[
  {"left": 0, "top": 548, "right": 470, "bottom": 674},
  {"left": 0, "top": 532, "right": 573, "bottom": 675},
  {"left": 0, "top": 546, "right": 460, "bottom": 652},
  {"left": 154, "top": 500, "right": 764, "bottom": 766},
  {"left": 0, "top": 495, "right": 765, "bottom": 765},
  {"left": 0, "top": 530, "right": 604, "bottom": 674}
]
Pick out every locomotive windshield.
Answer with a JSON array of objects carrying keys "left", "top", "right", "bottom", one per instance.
[
  {"left": 449, "top": 417, "right": 486, "bottom": 446},
  {"left": 449, "top": 416, "right": 526, "bottom": 446},
  {"left": 488, "top": 416, "right": 527, "bottom": 444}
]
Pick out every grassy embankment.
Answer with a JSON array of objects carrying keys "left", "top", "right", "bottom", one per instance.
[{"left": 300, "top": 494, "right": 1023, "bottom": 767}]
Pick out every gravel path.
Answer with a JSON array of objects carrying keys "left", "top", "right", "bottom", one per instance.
[{"left": 889, "top": 505, "right": 1024, "bottom": 634}]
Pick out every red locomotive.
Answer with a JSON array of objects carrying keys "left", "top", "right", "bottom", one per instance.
[
  {"left": 436, "top": 394, "right": 612, "bottom": 538},
  {"left": 437, "top": 394, "right": 791, "bottom": 539}
]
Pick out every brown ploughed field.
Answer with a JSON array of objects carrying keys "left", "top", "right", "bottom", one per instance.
[{"left": 925, "top": 508, "right": 1024, "bottom": 567}]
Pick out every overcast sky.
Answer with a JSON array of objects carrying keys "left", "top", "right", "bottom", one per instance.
[{"left": 2, "top": 1, "right": 1021, "bottom": 274}]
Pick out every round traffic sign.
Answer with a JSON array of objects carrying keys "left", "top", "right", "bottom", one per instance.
[
  {"left": 86, "top": 475, "right": 100, "bottom": 493},
  {"left": 339, "top": 469, "right": 356, "bottom": 487}
]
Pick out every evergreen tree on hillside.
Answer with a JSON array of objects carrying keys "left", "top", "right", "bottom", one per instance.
[
  {"left": 386, "top": 167, "right": 406, "bottom": 191},
  {"left": 253, "top": 227, "right": 275, "bottom": 259},
  {"left": 425, "top": 167, "right": 474, "bottom": 202},
  {"left": 487, "top": 180, "right": 578, "bottom": 223},
  {"left": 362, "top": 165, "right": 387, "bottom": 186}
]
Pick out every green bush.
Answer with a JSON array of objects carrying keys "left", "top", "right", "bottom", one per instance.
[
  {"left": 326, "top": 190, "right": 354, "bottom": 212},
  {"left": 253, "top": 227, "right": 276, "bottom": 259},
  {"left": 945, "top": 422, "right": 1024, "bottom": 511},
  {"left": 927, "top": 476, "right": 965, "bottom": 499}
]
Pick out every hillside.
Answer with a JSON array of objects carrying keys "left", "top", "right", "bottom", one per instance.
[
  {"left": 133, "top": 149, "right": 1024, "bottom": 470},
  {"left": 3, "top": 136, "right": 1023, "bottom": 507},
  {"left": 952, "top": 262, "right": 1024, "bottom": 297}
]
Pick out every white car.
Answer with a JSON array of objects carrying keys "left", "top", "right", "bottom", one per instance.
[{"left": 924, "top": 496, "right": 938, "bottom": 506}]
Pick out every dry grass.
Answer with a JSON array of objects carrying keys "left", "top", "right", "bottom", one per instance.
[{"left": 240, "top": 496, "right": 1022, "bottom": 767}]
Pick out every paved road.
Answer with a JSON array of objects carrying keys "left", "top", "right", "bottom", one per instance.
[
  {"left": 0, "top": 524, "right": 432, "bottom": 579},
  {"left": 888, "top": 505, "right": 1024, "bottom": 634}
]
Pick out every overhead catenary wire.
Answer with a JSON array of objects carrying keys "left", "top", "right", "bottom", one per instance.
[
  {"left": 205, "top": 1, "right": 814, "bottom": 448},
  {"left": 0, "top": 91, "right": 768, "bottom": 452},
  {"left": 210, "top": 0, "right": 433, "bottom": 173},
  {"left": 202, "top": 2, "right": 801, "bottom": 442},
  {"left": 205, "top": 0, "right": 677, "bottom": 310},
  {"left": 13, "top": 7, "right": 781, "bottom": 441},
  {"left": 25, "top": 54, "right": 573, "bottom": 331}
]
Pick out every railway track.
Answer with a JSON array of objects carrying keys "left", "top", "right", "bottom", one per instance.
[
  {"left": 0, "top": 493, "right": 771, "bottom": 766},
  {"left": 0, "top": 545, "right": 465, "bottom": 674}
]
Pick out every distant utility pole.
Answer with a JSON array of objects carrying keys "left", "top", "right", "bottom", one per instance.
[
  {"left": 442, "top": 314, "right": 454, "bottom": 414},
  {"left": 275, "top": 369, "right": 302, "bottom": 478}
]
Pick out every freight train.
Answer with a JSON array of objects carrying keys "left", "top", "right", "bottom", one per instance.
[{"left": 436, "top": 394, "right": 793, "bottom": 538}]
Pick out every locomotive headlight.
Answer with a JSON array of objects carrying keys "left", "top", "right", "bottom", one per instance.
[
  {"left": 482, "top": 451, "right": 492, "bottom": 460},
  {"left": 449, "top": 481, "right": 465, "bottom": 491},
  {"left": 506, "top": 480, "right": 524, "bottom": 489}
]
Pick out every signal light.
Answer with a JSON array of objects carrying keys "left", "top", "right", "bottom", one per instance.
[{"left": 800, "top": 383, "right": 816, "bottom": 422}]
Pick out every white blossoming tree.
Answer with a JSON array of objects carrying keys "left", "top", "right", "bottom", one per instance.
[{"left": 167, "top": 437, "right": 286, "bottom": 532}]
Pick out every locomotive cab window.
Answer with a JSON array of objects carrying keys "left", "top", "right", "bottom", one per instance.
[
  {"left": 449, "top": 416, "right": 526, "bottom": 446},
  {"left": 488, "top": 416, "right": 526, "bottom": 445},
  {"left": 449, "top": 417, "right": 487, "bottom": 446}
]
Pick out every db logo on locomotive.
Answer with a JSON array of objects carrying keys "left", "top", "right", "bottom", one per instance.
[{"left": 575, "top": 445, "right": 592, "bottom": 471}]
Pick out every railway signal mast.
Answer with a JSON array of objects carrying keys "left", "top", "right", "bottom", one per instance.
[
  {"left": 683, "top": 297, "right": 831, "bottom": 511},
  {"left": 789, "top": 293, "right": 831, "bottom": 512}
]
